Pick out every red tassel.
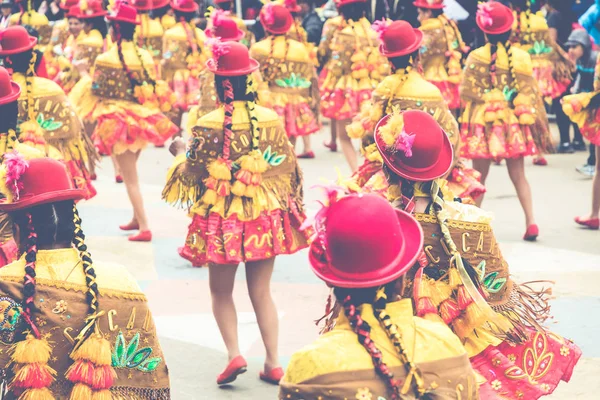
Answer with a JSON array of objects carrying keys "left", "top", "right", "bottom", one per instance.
[
  {"left": 12, "top": 363, "right": 54, "bottom": 389},
  {"left": 234, "top": 169, "right": 252, "bottom": 185},
  {"left": 416, "top": 297, "right": 437, "bottom": 317},
  {"left": 216, "top": 181, "right": 231, "bottom": 196},
  {"left": 456, "top": 285, "right": 474, "bottom": 310},
  {"left": 204, "top": 176, "right": 218, "bottom": 190},
  {"left": 65, "top": 360, "right": 95, "bottom": 386},
  {"left": 439, "top": 299, "right": 461, "bottom": 324},
  {"left": 250, "top": 173, "right": 262, "bottom": 186},
  {"left": 92, "top": 365, "right": 117, "bottom": 390}
]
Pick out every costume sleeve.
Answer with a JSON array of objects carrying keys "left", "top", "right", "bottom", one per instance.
[{"left": 162, "top": 135, "right": 205, "bottom": 207}]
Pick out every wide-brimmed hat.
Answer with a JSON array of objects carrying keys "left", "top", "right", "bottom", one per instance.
[
  {"left": 378, "top": 20, "right": 423, "bottom": 58},
  {"left": 413, "top": 0, "right": 444, "bottom": 9},
  {"left": 260, "top": 3, "right": 293, "bottom": 35},
  {"left": 170, "top": 0, "right": 197, "bottom": 13},
  {"left": 309, "top": 193, "right": 423, "bottom": 289},
  {"left": 131, "top": 0, "right": 169, "bottom": 11},
  {"left": 0, "top": 157, "right": 87, "bottom": 211},
  {"left": 0, "top": 26, "right": 37, "bottom": 56},
  {"left": 476, "top": 1, "right": 514, "bottom": 35},
  {"left": 375, "top": 110, "right": 453, "bottom": 182},
  {"left": 59, "top": 0, "right": 78, "bottom": 11},
  {"left": 205, "top": 10, "right": 244, "bottom": 42},
  {"left": 107, "top": 1, "right": 140, "bottom": 25},
  {"left": 206, "top": 41, "right": 259, "bottom": 77},
  {"left": 76, "top": 0, "right": 108, "bottom": 19},
  {"left": 0, "top": 66, "right": 20, "bottom": 106},
  {"left": 335, "top": 0, "right": 366, "bottom": 7}
]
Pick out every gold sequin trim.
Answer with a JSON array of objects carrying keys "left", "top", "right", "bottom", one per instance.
[{"left": 414, "top": 213, "right": 492, "bottom": 232}]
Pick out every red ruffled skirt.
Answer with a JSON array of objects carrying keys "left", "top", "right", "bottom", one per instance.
[
  {"left": 66, "top": 160, "right": 97, "bottom": 200},
  {"left": 446, "top": 165, "right": 486, "bottom": 202},
  {"left": 562, "top": 92, "right": 600, "bottom": 146},
  {"left": 319, "top": 68, "right": 374, "bottom": 121},
  {"left": 472, "top": 329, "right": 581, "bottom": 400},
  {"left": 460, "top": 121, "right": 538, "bottom": 160},
  {"left": 180, "top": 204, "right": 309, "bottom": 267},
  {"left": 272, "top": 99, "right": 320, "bottom": 138},
  {"left": 533, "top": 63, "right": 570, "bottom": 101},
  {"left": 430, "top": 80, "right": 461, "bottom": 111}
]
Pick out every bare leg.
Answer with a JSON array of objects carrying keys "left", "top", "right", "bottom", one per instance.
[
  {"left": 289, "top": 136, "right": 297, "bottom": 148},
  {"left": 337, "top": 119, "right": 358, "bottom": 172},
  {"left": 115, "top": 150, "right": 149, "bottom": 232},
  {"left": 111, "top": 154, "right": 122, "bottom": 178},
  {"left": 506, "top": 157, "right": 536, "bottom": 228},
  {"left": 472, "top": 158, "right": 492, "bottom": 207},
  {"left": 301, "top": 135, "right": 312, "bottom": 153},
  {"left": 330, "top": 119, "right": 337, "bottom": 144},
  {"left": 209, "top": 263, "right": 241, "bottom": 360},
  {"left": 245, "top": 257, "right": 280, "bottom": 371},
  {"left": 590, "top": 146, "right": 600, "bottom": 218}
]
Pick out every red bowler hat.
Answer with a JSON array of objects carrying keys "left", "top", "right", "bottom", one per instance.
[
  {"left": 76, "top": 0, "right": 108, "bottom": 19},
  {"left": 0, "top": 67, "right": 20, "bottom": 106},
  {"left": 205, "top": 10, "right": 244, "bottom": 41},
  {"left": 67, "top": 5, "right": 80, "bottom": 17},
  {"left": 0, "top": 157, "right": 87, "bottom": 211},
  {"left": 131, "top": 0, "right": 169, "bottom": 11},
  {"left": 206, "top": 41, "right": 259, "bottom": 76},
  {"left": 476, "top": 1, "right": 514, "bottom": 35},
  {"left": 59, "top": 0, "right": 79, "bottom": 11},
  {"left": 309, "top": 194, "right": 424, "bottom": 289},
  {"left": 107, "top": 1, "right": 140, "bottom": 25},
  {"left": 413, "top": 0, "right": 444, "bottom": 9},
  {"left": 375, "top": 110, "right": 453, "bottom": 182},
  {"left": 260, "top": 3, "right": 293, "bottom": 35},
  {"left": 170, "top": 0, "right": 198, "bottom": 13},
  {"left": 377, "top": 20, "right": 423, "bottom": 58},
  {"left": 0, "top": 26, "right": 37, "bottom": 56},
  {"left": 284, "top": 0, "right": 301, "bottom": 13},
  {"left": 334, "top": 0, "right": 366, "bottom": 6}
]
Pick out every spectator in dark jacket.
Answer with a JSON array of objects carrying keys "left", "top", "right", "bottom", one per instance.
[
  {"left": 299, "top": 0, "right": 325, "bottom": 45},
  {"left": 565, "top": 29, "right": 599, "bottom": 175}
]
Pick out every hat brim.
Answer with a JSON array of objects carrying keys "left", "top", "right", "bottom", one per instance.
[
  {"left": 413, "top": 1, "right": 444, "bottom": 9},
  {"left": 0, "top": 189, "right": 87, "bottom": 212},
  {"left": 0, "top": 36, "right": 37, "bottom": 56},
  {"left": 171, "top": 4, "right": 198, "bottom": 13},
  {"left": 59, "top": 4, "right": 76, "bottom": 10},
  {"left": 380, "top": 29, "right": 423, "bottom": 58},
  {"left": 260, "top": 12, "right": 293, "bottom": 35},
  {"left": 106, "top": 15, "right": 141, "bottom": 25},
  {"left": 77, "top": 11, "right": 108, "bottom": 19},
  {"left": 374, "top": 114, "right": 454, "bottom": 182},
  {"left": 205, "top": 28, "right": 245, "bottom": 42},
  {"left": 133, "top": 0, "right": 170, "bottom": 11},
  {"left": 0, "top": 81, "right": 20, "bottom": 106},
  {"left": 476, "top": 14, "right": 514, "bottom": 35},
  {"left": 310, "top": 209, "right": 424, "bottom": 289},
  {"left": 206, "top": 57, "right": 260, "bottom": 76}
]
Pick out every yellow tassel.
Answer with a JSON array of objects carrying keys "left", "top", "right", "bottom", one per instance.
[
  {"left": 429, "top": 279, "right": 453, "bottom": 306},
  {"left": 11, "top": 335, "right": 52, "bottom": 364},
  {"left": 244, "top": 185, "right": 258, "bottom": 198},
  {"left": 71, "top": 334, "right": 112, "bottom": 366},
  {"left": 519, "top": 114, "right": 535, "bottom": 125},
  {"left": 207, "top": 159, "right": 232, "bottom": 181},
  {"left": 423, "top": 313, "right": 445, "bottom": 324},
  {"left": 91, "top": 389, "right": 113, "bottom": 400},
  {"left": 18, "top": 388, "right": 55, "bottom": 400},
  {"left": 201, "top": 189, "right": 218, "bottom": 205},
  {"left": 229, "top": 196, "right": 244, "bottom": 214},
  {"left": 418, "top": 276, "right": 432, "bottom": 298},
  {"left": 231, "top": 180, "right": 247, "bottom": 197},
  {"left": 448, "top": 267, "right": 461, "bottom": 289},
  {"left": 239, "top": 151, "right": 268, "bottom": 174},
  {"left": 69, "top": 383, "right": 92, "bottom": 400}
]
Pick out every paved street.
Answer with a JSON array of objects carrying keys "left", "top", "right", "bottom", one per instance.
[{"left": 79, "top": 123, "right": 600, "bottom": 399}]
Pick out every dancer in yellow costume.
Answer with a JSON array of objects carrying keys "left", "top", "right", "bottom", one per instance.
[
  {"left": 49, "top": 0, "right": 79, "bottom": 54},
  {"left": 9, "top": 0, "right": 51, "bottom": 47},
  {"left": 251, "top": 3, "right": 319, "bottom": 157},
  {"left": 132, "top": 0, "right": 168, "bottom": 67},
  {"left": 0, "top": 157, "right": 170, "bottom": 399},
  {"left": 460, "top": 2, "right": 552, "bottom": 241},
  {"left": 212, "top": 0, "right": 255, "bottom": 48},
  {"left": 163, "top": 41, "right": 309, "bottom": 386},
  {"left": 415, "top": 0, "right": 468, "bottom": 113},
  {"left": 318, "top": 0, "right": 388, "bottom": 171},
  {"left": 281, "top": 193, "right": 478, "bottom": 399},
  {"left": 69, "top": 2, "right": 178, "bottom": 242},
  {"left": 47, "top": 0, "right": 83, "bottom": 82},
  {"left": 0, "top": 26, "right": 97, "bottom": 200},
  {"left": 347, "top": 20, "right": 485, "bottom": 202},
  {"left": 162, "top": 0, "right": 207, "bottom": 124}
]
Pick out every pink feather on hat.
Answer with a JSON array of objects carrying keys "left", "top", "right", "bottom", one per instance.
[
  {"left": 394, "top": 130, "right": 416, "bottom": 158},
  {"left": 371, "top": 19, "right": 388, "bottom": 42},
  {"left": 263, "top": 3, "right": 275, "bottom": 25},
  {"left": 3, "top": 151, "right": 29, "bottom": 201},
  {"left": 477, "top": 2, "right": 494, "bottom": 28},
  {"left": 206, "top": 38, "right": 230, "bottom": 67}
]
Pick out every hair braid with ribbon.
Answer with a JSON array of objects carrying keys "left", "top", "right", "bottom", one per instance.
[
  {"left": 342, "top": 294, "right": 402, "bottom": 400},
  {"left": 115, "top": 22, "right": 140, "bottom": 92},
  {"left": 72, "top": 204, "right": 99, "bottom": 315},
  {"left": 22, "top": 212, "right": 39, "bottom": 337}
]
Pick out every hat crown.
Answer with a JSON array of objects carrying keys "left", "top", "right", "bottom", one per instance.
[
  {"left": 111, "top": 2, "right": 138, "bottom": 22},
  {"left": 60, "top": 0, "right": 78, "bottom": 9},
  {"left": 215, "top": 42, "right": 252, "bottom": 74},
  {"left": 0, "top": 26, "right": 33, "bottom": 52},
  {"left": 382, "top": 21, "right": 418, "bottom": 54},
  {"left": 261, "top": 4, "right": 292, "bottom": 33},
  {"left": 83, "top": 0, "right": 104, "bottom": 13},
  {"left": 476, "top": 1, "right": 514, "bottom": 34},
  {"left": 398, "top": 110, "right": 445, "bottom": 169},
  {"left": 171, "top": 0, "right": 196, "bottom": 12},
  {"left": 212, "top": 16, "right": 240, "bottom": 39},
  {"left": 132, "top": 0, "right": 150, "bottom": 8},
  {"left": 325, "top": 195, "right": 405, "bottom": 277},
  {"left": 15, "top": 158, "right": 76, "bottom": 202},
  {"left": 0, "top": 67, "right": 13, "bottom": 98}
]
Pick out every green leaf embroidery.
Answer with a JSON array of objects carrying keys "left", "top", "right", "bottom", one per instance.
[
  {"left": 126, "top": 333, "right": 140, "bottom": 362},
  {"left": 275, "top": 79, "right": 288, "bottom": 88},
  {"left": 127, "top": 347, "right": 152, "bottom": 368},
  {"left": 140, "top": 357, "right": 163, "bottom": 372},
  {"left": 261, "top": 145, "right": 287, "bottom": 166},
  {"left": 476, "top": 260, "right": 486, "bottom": 281},
  {"left": 115, "top": 331, "right": 126, "bottom": 365},
  {"left": 36, "top": 113, "right": 44, "bottom": 125},
  {"left": 483, "top": 272, "right": 498, "bottom": 288},
  {"left": 274, "top": 73, "right": 312, "bottom": 89},
  {"left": 111, "top": 330, "right": 163, "bottom": 373},
  {"left": 503, "top": 85, "right": 517, "bottom": 102},
  {"left": 35, "top": 113, "right": 63, "bottom": 131},
  {"left": 489, "top": 277, "right": 507, "bottom": 293}
]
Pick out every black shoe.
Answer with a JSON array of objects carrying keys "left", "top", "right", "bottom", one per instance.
[
  {"left": 573, "top": 140, "right": 587, "bottom": 151},
  {"left": 557, "top": 142, "right": 575, "bottom": 154}
]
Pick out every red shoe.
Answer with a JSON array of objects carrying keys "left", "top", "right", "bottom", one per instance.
[
  {"left": 259, "top": 367, "right": 284, "bottom": 385},
  {"left": 217, "top": 356, "right": 247, "bottom": 385},
  {"left": 324, "top": 141, "right": 337, "bottom": 152},
  {"left": 533, "top": 157, "right": 548, "bottom": 166},
  {"left": 155, "top": 144, "right": 165, "bottom": 148},
  {"left": 297, "top": 151, "right": 315, "bottom": 159},
  {"left": 115, "top": 175, "right": 123, "bottom": 183},
  {"left": 90, "top": 173, "right": 97, "bottom": 181},
  {"left": 119, "top": 221, "right": 140, "bottom": 231},
  {"left": 523, "top": 224, "right": 539, "bottom": 241},
  {"left": 128, "top": 230, "right": 152, "bottom": 242},
  {"left": 575, "top": 216, "right": 600, "bottom": 230}
]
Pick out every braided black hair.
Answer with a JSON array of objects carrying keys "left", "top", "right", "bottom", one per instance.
[
  {"left": 487, "top": 31, "right": 518, "bottom": 104},
  {"left": 215, "top": 75, "right": 256, "bottom": 102},
  {"left": 0, "top": 101, "right": 19, "bottom": 134},
  {"left": 339, "top": 2, "right": 366, "bottom": 22},
  {"left": 1, "top": 49, "right": 43, "bottom": 74},
  {"left": 83, "top": 16, "right": 108, "bottom": 38},
  {"left": 389, "top": 50, "right": 419, "bottom": 71},
  {"left": 150, "top": 4, "right": 171, "bottom": 19}
]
